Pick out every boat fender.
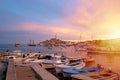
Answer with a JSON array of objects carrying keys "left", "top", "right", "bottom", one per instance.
[{"left": 108, "top": 66, "right": 112, "bottom": 73}]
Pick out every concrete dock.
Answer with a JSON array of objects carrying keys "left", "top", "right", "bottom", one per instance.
[
  {"left": 6, "top": 59, "right": 59, "bottom": 80},
  {"left": 6, "top": 60, "right": 16, "bottom": 80}
]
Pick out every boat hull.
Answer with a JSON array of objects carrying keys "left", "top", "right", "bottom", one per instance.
[
  {"left": 54, "top": 62, "right": 85, "bottom": 74},
  {"left": 62, "top": 67, "right": 102, "bottom": 77},
  {"left": 41, "top": 59, "right": 68, "bottom": 69},
  {"left": 71, "top": 71, "right": 119, "bottom": 80}
]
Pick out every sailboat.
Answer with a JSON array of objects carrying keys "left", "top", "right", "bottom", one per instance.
[{"left": 28, "top": 40, "right": 36, "bottom": 46}]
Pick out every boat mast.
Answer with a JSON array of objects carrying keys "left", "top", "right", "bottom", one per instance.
[
  {"left": 30, "top": 40, "right": 31, "bottom": 44},
  {"left": 55, "top": 33, "right": 57, "bottom": 39},
  {"left": 33, "top": 40, "right": 34, "bottom": 44}
]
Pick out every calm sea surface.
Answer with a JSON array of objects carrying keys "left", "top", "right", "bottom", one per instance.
[
  {"left": 0, "top": 44, "right": 50, "bottom": 53},
  {"left": 0, "top": 44, "right": 120, "bottom": 75},
  {"left": 88, "top": 53, "right": 120, "bottom": 75}
]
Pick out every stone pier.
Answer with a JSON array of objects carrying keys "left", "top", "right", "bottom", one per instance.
[{"left": 6, "top": 59, "right": 16, "bottom": 80}]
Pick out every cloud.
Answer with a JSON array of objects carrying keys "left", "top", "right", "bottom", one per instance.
[
  {"left": 1, "top": 0, "right": 120, "bottom": 44},
  {"left": 20, "top": 22, "right": 78, "bottom": 33},
  {"left": 65, "top": 0, "right": 120, "bottom": 39},
  {"left": 18, "top": 22, "right": 89, "bottom": 40}
]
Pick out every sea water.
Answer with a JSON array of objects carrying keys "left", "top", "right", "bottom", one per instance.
[
  {"left": 0, "top": 44, "right": 50, "bottom": 53},
  {"left": 0, "top": 44, "right": 87, "bottom": 58},
  {"left": 88, "top": 53, "right": 120, "bottom": 75},
  {"left": 0, "top": 44, "right": 120, "bottom": 75}
]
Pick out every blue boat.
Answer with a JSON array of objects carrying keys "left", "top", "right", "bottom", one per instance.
[{"left": 62, "top": 67, "right": 103, "bottom": 77}]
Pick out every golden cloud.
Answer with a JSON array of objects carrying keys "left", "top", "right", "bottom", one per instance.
[
  {"left": 19, "top": 22, "right": 87, "bottom": 39},
  {"left": 65, "top": 0, "right": 120, "bottom": 39}
]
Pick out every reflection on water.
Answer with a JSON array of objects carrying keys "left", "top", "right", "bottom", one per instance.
[{"left": 88, "top": 53, "right": 120, "bottom": 75}]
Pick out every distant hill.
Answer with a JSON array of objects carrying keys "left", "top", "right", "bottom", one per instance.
[{"left": 39, "top": 38, "right": 67, "bottom": 46}]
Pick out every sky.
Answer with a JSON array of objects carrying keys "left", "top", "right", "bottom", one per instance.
[{"left": 0, "top": 0, "right": 120, "bottom": 44}]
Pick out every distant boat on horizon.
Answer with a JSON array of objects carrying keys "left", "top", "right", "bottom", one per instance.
[
  {"left": 15, "top": 42, "right": 20, "bottom": 47},
  {"left": 28, "top": 40, "right": 36, "bottom": 46}
]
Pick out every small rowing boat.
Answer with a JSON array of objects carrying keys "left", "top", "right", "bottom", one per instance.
[
  {"left": 71, "top": 71, "right": 119, "bottom": 80},
  {"left": 62, "top": 67, "right": 103, "bottom": 77},
  {"left": 54, "top": 61, "right": 85, "bottom": 73},
  {"left": 82, "top": 56, "right": 95, "bottom": 63}
]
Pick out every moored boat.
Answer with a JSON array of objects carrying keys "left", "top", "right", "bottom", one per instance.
[
  {"left": 62, "top": 67, "right": 103, "bottom": 77},
  {"left": 41, "top": 55, "right": 69, "bottom": 69},
  {"left": 23, "top": 58, "right": 42, "bottom": 64},
  {"left": 66, "top": 56, "right": 81, "bottom": 63},
  {"left": 4, "top": 56, "right": 16, "bottom": 59},
  {"left": 71, "top": 71, "right": 119, "bottom": 80},
  {"left": 54, "top": 61, "right": 85, "bottom": 74},
  {"left": 28, "top": 40, "right": 36, "bottom": 46},
  {"left": 15, "top": 42, "right": 20, "bottom": 47},
  {"left": 82, "top": 56, "right": 95, "bottom": 63}
]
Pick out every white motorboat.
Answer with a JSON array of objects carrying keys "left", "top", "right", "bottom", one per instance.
[
  {"left": 5, "top": 56, "right": 16, "bottom": 59},
  {"left": 23, "top": 58, "right": 42, "bottom": 64},
  {"left": 41, "top": 55, "right": 69, "bottom": 69},
  {"left": 54, "top": 61, "right": 85, "bottom": 73}
]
